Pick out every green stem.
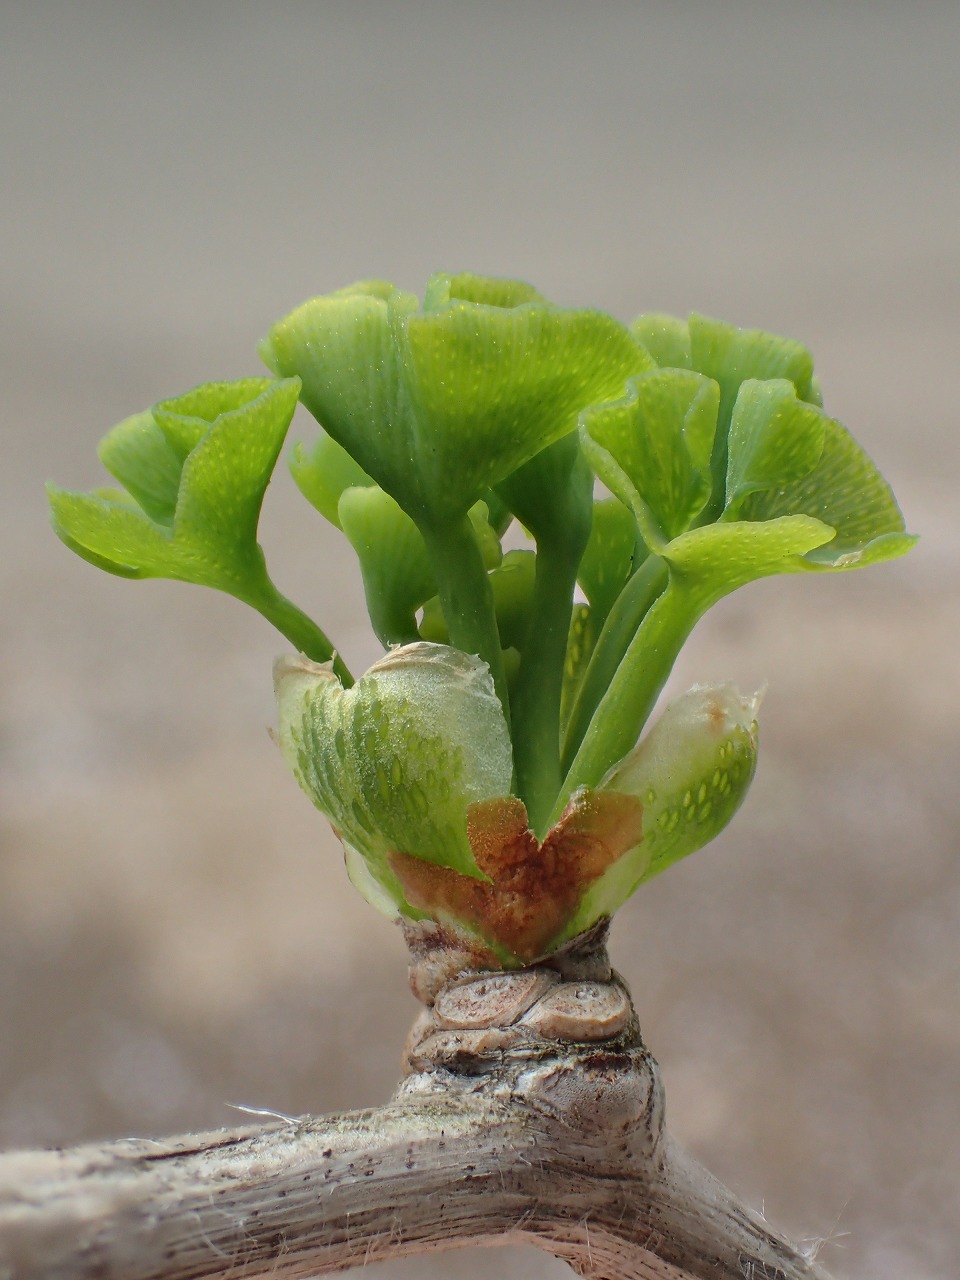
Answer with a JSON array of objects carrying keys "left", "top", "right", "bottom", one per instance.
[
  {"left": 511, "top": 538, "right": 580, "bottom": 836},
  {"left": 421, "top": 516, "right": 510, "bottom": 722},
  {"left": 560, "top": 556, "right": 669, "bottom": 774},
  {"left": 550, "top": 578, "right": 701, "bottom": 825},
  {"left": 248, "top": 578, "right": 354, "bottom": 686}
]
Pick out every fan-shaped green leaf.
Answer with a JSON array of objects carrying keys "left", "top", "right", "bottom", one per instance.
[
  {"left": 171, "top": 378, "right": 301, "bottom": 567},
  {"left": 97, "top": 411, "right": 182, "bottom": 525},
  {"left": 737, "top": 411, "right": 911, "bottom": 558},
  {"left": 423, "top": 271, "right": 546, "bottom": 311},
  {"left": 664, "top": 514, "right": 836, "bottom": 602},
  {"left": 50, "top": 378, "right": 310, "bottom": 625},
  {"left": 403, "top": 301, "right": 652, "bottom": 522},
  {"left": 47, "top": 485, "right": 179, "bottom": 580},
  {"left": 264, "top": 277, "right": 652, "bottom": 528},
  {"left": 338, "top": 485, "right": 437, "bottom": 646},
  {"left": 261, "top": 287, "right": 422, "bottom": 512},
  {"left": 580, "top": 369, "right": 719, "bottom": 550},
  {"left": 631, "top": 312, "right": 692, "bottom": 369},
  {"left": 689, "top": 312, "right": 815, "bottom": 407},
  {"left": 724, "top": 379, "right": 827, "bottom": 515},
  {"left": 290, "top": 431, "right": 375, "bottom": 529}
]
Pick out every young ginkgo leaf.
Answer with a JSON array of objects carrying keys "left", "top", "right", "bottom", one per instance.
[
  {"left": 724, "top": 379, "right": 828, "bottom": 513},
  {"left": 158, "top": 379, "right": 300, "bottom": 564},
  {"left": 582, "top": 358, "right": 913, "bottom": 593},
  {"left": 261, "top": 273, "right": 652, "bottom": 530},
  {"left": 631, "top": 312, "right": 692, "bottom": 369},
  {"left": 422, "top": 271, "right": 546, "bottom": 311},
  {"left": 290, "top": 430, "right": 375, "bottom": 529},
  {"left": 577, "top": 498, "right": 640, "bottom": 630},
  {"left": 688, "top": 312, "right": 816, "bottom": 408},
  {"left": 338, "top": 485, "right": 437, "bottom": 646},
  {"left": 97, "top": 409, "right": 183, "bottom": 525},
  {"left": 734, "top": 409, "right": 916, "bottom": 566},
  {"left": 50, "top": 378, "right": 301, "bottom": 591},
  {"left": 49, "top": 377, "right": 345, "bottom": 672},
  {"left": 632, "top": 311, "right": 819, "bottom": 519},
  {"left": 580, "top": 369, "right": 719, "bottom": 550},
  {"left": 339, "top": 488, "right": 504, "bottom": 648}
]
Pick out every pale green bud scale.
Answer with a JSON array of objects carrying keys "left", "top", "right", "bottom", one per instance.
[
  {"left": 274, "top": 643, "right": 515, "bottom": 914},
  {"left": 563, "top": 683, "right": 760, "bottom": 939}
]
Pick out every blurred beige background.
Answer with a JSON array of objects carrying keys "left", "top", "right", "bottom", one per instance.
[{"left": 1, "top": 4, "right": 957, "bottom": 1278}]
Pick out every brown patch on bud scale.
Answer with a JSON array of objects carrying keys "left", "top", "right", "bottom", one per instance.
[{"left": 391, "top": 790, "right": 643, "bottom": 963}]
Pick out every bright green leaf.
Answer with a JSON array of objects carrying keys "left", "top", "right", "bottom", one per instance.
[
  {"left": 48, "top": 485, "right": 175, "bottom": 580},
  {"left": 97, "top": 410, "right": 182, "bottom": 526},
  {"left": 688, "top": 312, "right": 817, "bottom": 511},
  {"left": 577, "top": 498, "right": 639, "bottom": 629},
  {"left": 580, "top": 369, "right": 719, "bottom": 549},
  {"left": 801, "top": 531, "right": 917, "bottom": 570},
  {"left": 631, "top": 312, "right": 692, "bottom": 369},
  {"left": 423, "top": 270, "right": 546, "bottom": 311},
  {"left": 630, "top": 312, "right": 820, "bottom": 520},
  {"left": 290, "top": 431, "right": 375, "bottom": 529},
  {"left": 48, "top": 377, "right": 345, "bottom": 669},
  {"left": 339, "top": 487, "right": 503, "bottom": 649},
  {"left": 689, "top": 312, "right": 816, "bottom": 408},
  {"left": 338, "top": 485, "right": 437, "bottom": 646},
  {"left": 724, "top": 379, "right": 827, "bottom": 516},
  {"left": 403, "top": 300, "right": 652, "bottom": 522},
  {"left": 737, "top": 411, "right": 913, "bottom": 561},
  {"left": 171, "top": 377, "right": 301, "bottom": 563},
  {"left": 262, "top": 276, "right": 653, "bottom": 528},
  {"left": 664, "top": 514, "right": 837, "bottom": 602},
  {"left": 261, "top": 287, "right": 422, "bottom": 513},
  {"left": 330, "top": 278, "right": 397, "bottom": 302},
  {"left": 153, "top": 379, "right": 274, "bottom": 458}
]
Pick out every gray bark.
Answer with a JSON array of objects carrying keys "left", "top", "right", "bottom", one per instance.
[{"left": 0, "top": 924, "right": 832, "bottom": 1280}]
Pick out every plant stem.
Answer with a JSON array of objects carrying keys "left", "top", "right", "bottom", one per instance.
[
  {"left": 247, "top": 578, "right": 354, "bottom": 686},
  {"left": 421, "top": 515, "right": 510, "bottom": 721},
  {"left": 561, "top": 556, "right": 669, "bottom": 774},
  {"left": 0, "top": 958, "right": 835, "bottom": 1280},
  {"left": 511, "top": 538, "right": 580, "bottom": 836},
  {"left": 552, "top": 577, "right": 701, "bottom": 823},
  {"left": 494, "top": 434, "right": 593, "bottom": 829}
]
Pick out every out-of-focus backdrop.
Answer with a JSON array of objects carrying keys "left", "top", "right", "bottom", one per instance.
[{"left": 1, "top": 4, "right": 957, "bottom": 1277}]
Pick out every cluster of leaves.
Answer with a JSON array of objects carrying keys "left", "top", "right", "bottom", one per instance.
[{"left": 50, "top": 273, "right": 913, "bottom": 964}]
